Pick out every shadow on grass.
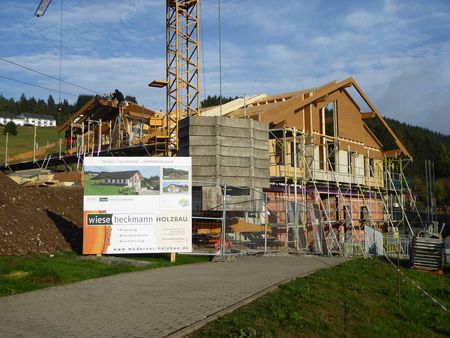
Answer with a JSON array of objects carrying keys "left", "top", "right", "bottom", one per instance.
[
  {"left": 378, "top": 255, "right": 449, "bottom": 275},
  {"left": 46, "top": 210, "right": 82, "bottom": 254},
  {"left": 377, "top": 256, "right": 412, "bottom": 269},
  {"left": 431, "top": 327, "right": 450, "bottom": 336}
]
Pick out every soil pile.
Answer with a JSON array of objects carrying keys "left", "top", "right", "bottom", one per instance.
[{"left": 0, "top": 172, "right": 83, "bottom": 255}]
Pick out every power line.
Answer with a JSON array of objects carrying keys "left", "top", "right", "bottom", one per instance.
[
  {"left": 0, "top": 57, "right": 101, "bottom": 95},
  {"left": 0, "top": 73, "right": 78, "bottom": 98},
  {"left": 59, "top": 0, "right": 64, "bottom": 103}
]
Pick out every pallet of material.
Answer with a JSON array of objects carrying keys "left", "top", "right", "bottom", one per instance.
[{"left": 411, "top": 232, "right": 445, "bottom": 271}]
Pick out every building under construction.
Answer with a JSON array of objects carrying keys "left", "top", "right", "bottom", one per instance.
[
  {"left": 1, "top": 77, "right": 425, "bottom": 256},
  {"left": 1, "top": 0, "right": 429, "bottom": 257}
]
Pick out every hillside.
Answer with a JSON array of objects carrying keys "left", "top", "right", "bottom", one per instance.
[
  {"left": 366, "top": 117, "right": 450, "bottom": 203},
  {"left": 1, "top": 93, "right": 449, "bottom": 202}
]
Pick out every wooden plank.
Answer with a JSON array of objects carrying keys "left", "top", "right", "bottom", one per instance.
[
  {"left": 361, "top": 112, "right": 375, "bottom": 119},
  {"left": 57, "top": 96, "right": 97, "bottom": 132},
  {"left": 200, "top": 94, "right": 268, "bottom": 117},
  {"left": 350, "top": 80, "right": 412, "bottom": 159},
  {"left": 383, "top": 149, "right": 402, "bottom": 157},
  {"left": 260, "top": 79, "right": 348, "bottom": 125}
]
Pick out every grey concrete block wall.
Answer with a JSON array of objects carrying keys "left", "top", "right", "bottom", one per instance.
[{"left": 179, "top": 116, "right": 270, "bottom": 211}]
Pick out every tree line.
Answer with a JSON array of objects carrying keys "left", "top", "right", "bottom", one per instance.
[
  {"left": 1, "top": 93, "right": 448, "bottom": 202},
  {"left": 366, "top": 117, "right": 450, "bottom": 204},
  {"left": 0, "top": 93, "right": 137, "bottom": 125}
]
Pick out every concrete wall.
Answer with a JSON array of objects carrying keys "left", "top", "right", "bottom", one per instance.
[
  {"left": 179, "top": 116, "right": 270, "bottom": 211},
  {"left": 179, "top": 116, "right": 269, "bottom": 188}
]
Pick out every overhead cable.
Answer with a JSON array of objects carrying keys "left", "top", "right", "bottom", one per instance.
[
  {"left": 0, "top": 73, "right": 78, "bottom": 97},
  {"left": 59, "top": 0, "right": 64, "bottom": 103},
  {"left": 218, "top": 0, "right": 222, "bottom": 116},
  {"left": 0, "top": 57, "right": 101, "bottom": 95}
]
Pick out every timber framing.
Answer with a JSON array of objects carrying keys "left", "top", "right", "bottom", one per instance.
[{"left": 211, "top": 78, "right": 411, "bottom": 160}]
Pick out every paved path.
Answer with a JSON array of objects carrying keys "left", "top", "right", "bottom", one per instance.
[{"left": 0, "top": 255, "right": 347, "bottom": 338}]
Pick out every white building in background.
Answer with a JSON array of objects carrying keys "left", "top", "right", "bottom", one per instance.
[
  {"left": 0, "top": 114, "right": 24, "bottom": 126},
  {"left": 0, "top": 113, "right": 56, "bottom": 127}
]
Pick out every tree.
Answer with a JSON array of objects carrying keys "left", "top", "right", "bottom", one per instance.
[
  {"left": 19, "top": 94, "right": 27, "bottom": 113},
  {"left": 3, "top": 121, "right": 18, "bottom": 136},
  {"left": 125, "top": 95, "right": 137, "bottom": 103},
  {"left": 201, "top": 95, "right": 238, "bottom": 108},
  {"left": 47, "top": 95, "right": 56, "bottom": 117},
  {"left": 74, "top": 95, "right": 94, "bottom": 111}
]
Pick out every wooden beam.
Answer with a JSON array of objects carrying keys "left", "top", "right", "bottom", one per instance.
[
  {"left": 57, "top": 96, "right": 97, "bottom": 132},
  {"left": 383, "top": 149, "right": 402, "bottom": 157},
  {"left": 361, "top": 112, "right": 375, "bottom": 119},
  {"left": 376, "top": 114, "right": 412, "bottom": 159},
  {"left": 262, "top": 79, "right": 351, "bottom": 125},
  {"left": 348, "top": 80, "right": 411, "bottom": 159},
  {"left": 148, "top": 80, "right": 168, "bottom": 88}
]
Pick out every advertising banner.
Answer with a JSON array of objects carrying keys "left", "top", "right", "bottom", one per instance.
[{"left": 83, "top": 157, "right": 192, "bottom": 255}]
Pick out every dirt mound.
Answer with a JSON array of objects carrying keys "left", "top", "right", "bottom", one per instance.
[{"left": 0, "top": 172, "right": 83, "bottom": 256}]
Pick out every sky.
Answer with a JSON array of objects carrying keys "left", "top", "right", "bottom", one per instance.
[{"left": 0, "top": 0, "right": 449, "bottom": 134}]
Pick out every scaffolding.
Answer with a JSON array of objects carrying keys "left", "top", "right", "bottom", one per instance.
[{"left": 266, "top": 127, "right": 422, "bottom": 256}]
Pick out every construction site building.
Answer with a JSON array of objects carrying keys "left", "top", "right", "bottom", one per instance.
[{"left": 2, "top": 78, "right": 423, "bottom": 256}]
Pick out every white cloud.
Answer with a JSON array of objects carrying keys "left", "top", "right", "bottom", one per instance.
[{"left": 0, "top": 0, "right": 449, "bottom": 134}]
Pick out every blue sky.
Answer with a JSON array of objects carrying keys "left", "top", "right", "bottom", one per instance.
[{"left": 0, "top": 0, "right": 449, "bottom": 133}]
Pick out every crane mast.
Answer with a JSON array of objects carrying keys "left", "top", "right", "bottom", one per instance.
[{"left": 166, "top": 0, "right": 200, "bottom": 155}]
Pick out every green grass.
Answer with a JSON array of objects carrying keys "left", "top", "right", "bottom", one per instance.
[
  {"left": 191, "top": 258, "right": 450, "bottom": 338},
  {"left": 0, "top": 251, "right": 210, "bottom": 297},
  {"left": 0, "top": 126, "right": 61, "bottom": 158},
  {"left": 84, "top": 175, "right": 133, "bottom": 195}
]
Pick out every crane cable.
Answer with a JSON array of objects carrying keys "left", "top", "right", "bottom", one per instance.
[
  {"left": 383, "top": 250, "right": 448, "bottom": 313},
  {"left": 59, "top": 0, "right": 63, "bottom": 103},
  {"left": 218, "top": 0, "right": 222, "bottom": 116}
]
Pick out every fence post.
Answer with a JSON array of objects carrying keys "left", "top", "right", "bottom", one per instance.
[
  {"left": 98, "top": 119, "right": 102, "bottom": 156},
  {"left": 264, "top": 192, "right": 268, "bottom": 253},
  {"left": 33, "top": 126, "right": 37, "bottom": 163},
  {"left": 70, "top": 123, "right": 73, "bottom": 153},
  {"left": 397, "top": 242, "right": 401, "bottom": 312},
  {"left": 4, "top": 132, "right": 8, "bottom": 167},
  {"left": 221, "top": 184, "right": 227, "bottom": 257},
  {"left": 109, "top": 121, "right": 112, "bottom": 151}
]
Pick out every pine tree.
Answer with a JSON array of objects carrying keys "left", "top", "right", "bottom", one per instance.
[{"left": 3, "top": 121, "right": 18, "bottom": 136}]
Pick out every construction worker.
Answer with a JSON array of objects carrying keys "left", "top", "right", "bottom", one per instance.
[
  {"left": 65, "top": 129, "right": 73, "bottom": 152},
  {"left": 111, "top": 89, "right": 126, "bottom": 114}
]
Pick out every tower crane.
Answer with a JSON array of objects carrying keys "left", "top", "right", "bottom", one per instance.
[
  {"left": 164, "top": 0, "right": 200, "bottom": 155},
  {"left": 36, "top": 0, "right": 201, "bottom": 156}
]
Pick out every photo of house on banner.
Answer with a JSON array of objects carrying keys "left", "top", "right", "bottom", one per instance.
[
  {"left": 84, "top": 166, "right": 160, "bottom": 196},
  {"left": 162, "top": 181, "right": 189, "bottom": 194},
  {"left": 162, "top": 167, "right": 189, "bottom": 180}
]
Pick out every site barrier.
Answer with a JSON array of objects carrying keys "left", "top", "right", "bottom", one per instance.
[{"left": 190, "top": 181, "right": 411, "bottom": 258}]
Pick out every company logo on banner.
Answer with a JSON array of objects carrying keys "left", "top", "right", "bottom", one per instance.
[{"left": 83, "top": 157, "right": 192, "bottom": 255}]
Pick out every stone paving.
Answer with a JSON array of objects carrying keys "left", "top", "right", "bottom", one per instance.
[{"left": 0, "top": 255, "right": 347, "bottom": 338}]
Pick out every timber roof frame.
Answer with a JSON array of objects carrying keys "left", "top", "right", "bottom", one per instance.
[
  {"left": 255, "top": 77, "right": 412, "bottom": 160},
  {"left": 57, "top": 96, "right": 160, "bottom": 133}
]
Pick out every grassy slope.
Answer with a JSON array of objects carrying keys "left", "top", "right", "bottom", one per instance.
[
  {"left": 192, "top": 258, "right": 450, "bottom": 338},
  {"left": 0, "top": 252, "right": 210, "bottom": 297},
  {"left": 0, "top": 126, "right": 61, "bottom": 159},
  {"left": 84, "top": 175, "right": 126, "bottom": 195}
]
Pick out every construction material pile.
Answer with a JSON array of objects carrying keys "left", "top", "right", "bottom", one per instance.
[
  {"left": 411, "top": 231, "right": 445, "bottom": 272},
  {"left": 0, "top": 172, "right": 83, "bottom": 255}
]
